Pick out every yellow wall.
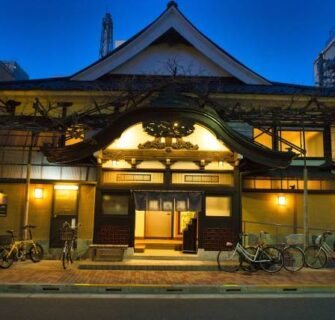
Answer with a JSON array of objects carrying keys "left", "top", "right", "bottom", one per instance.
[
  {"left": 0, "top": 184, "right": 25, "bottom": 236},
  {"left": 77, "top": 185, "right": 96, "bottom": 240},
  {"left": 0, "top": 183, "right": 96, "bottom": 245},
  {"left": 29, "top": 184, "right": 53, "bottom": 240},
  {"left": 242, "top": 192, "right": 335, "bottom": 238},
  {"left": 296, "top": 194, "right": 335, "bottom": 231}
]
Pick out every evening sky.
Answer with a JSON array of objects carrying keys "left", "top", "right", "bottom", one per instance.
[{"left": 1, "top": 0, "right": 334, "bottom": 85}]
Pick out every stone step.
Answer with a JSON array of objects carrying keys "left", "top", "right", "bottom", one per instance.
[
  {"left": 135, "top": 242, "right": 182, "bottom": 250},
  {"left": 134, "top": 245, "right": 146, "bottom": 253}
]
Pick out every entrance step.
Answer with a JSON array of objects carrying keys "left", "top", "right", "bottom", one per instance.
[
  {"left": 131, "top": 253, "right": 198, "bottom": 261},
  {"left": 134, "top": 245, "right": 146, "bottom": 253},
  {"left": 134, "top": 240, "right": 182, "bottom": 251}
]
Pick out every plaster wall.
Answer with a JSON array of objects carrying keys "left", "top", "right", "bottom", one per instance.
[
  {"left": 0, "top": 183, "right": 96, "bottom": 256},
  {"left": 242, "top": 192, "right": 335, "bottom": 243},
  {"left": 0, "top": 184, "right": 25, "bottom": 236},
  {"left": 112, "top": 43, "right": 231, "bottom": 77}
]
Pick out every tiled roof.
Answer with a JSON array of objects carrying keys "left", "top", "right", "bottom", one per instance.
[{"left": 0, "top": 77, "right": 334, "bottom": 97}]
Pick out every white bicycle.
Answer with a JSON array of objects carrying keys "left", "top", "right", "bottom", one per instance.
[{"left": 217, "top": 233, "right": 283, "bottom": 273}]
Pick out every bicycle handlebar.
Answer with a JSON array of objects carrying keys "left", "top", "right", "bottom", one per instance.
[{"left": 323, "top": 231, "right": 332, "bottom": 236}]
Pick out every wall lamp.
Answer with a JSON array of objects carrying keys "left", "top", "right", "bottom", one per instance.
[
  {"left": 277, "top": 195, "right": 286, "bottom": 206},
  {"left": 34, "top": 188, "right": 44, "bottom": 199}
]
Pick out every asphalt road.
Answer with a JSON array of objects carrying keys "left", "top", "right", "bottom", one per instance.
[{"left": 0, "top": 295, "right": 334, "bottom": 320}]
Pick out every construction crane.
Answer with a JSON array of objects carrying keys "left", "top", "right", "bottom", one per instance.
[{"left": 99, "top": 13, "right": 113, "bottom": 58}]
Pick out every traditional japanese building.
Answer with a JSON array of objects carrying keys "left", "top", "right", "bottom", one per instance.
[{"left": 0, "top": 2, "right": 334, "bottom": 259}]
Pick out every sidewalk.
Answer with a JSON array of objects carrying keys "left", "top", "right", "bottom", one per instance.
[{"left": 1, "top": 259, "right": 335, "bottom": 295}]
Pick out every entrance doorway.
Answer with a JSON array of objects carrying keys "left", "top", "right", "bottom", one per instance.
[
  {"left": 132, "top": 191, "right": 202, "bottom": 254},
  {"left": 135, "top": 209, "right": 196, "bottom": 239},
  {"left": 135, "top": 208, "right": 197, "bottom": 254},
  {"left": 145, "top": 211, "right": 172, "bottom": 238}
]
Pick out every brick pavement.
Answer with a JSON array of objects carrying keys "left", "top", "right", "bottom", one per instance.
[{"left": 0, "top": 260, "right": 334, "bottom": 288}]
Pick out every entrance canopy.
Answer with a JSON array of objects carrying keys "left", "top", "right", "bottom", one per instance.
[{"left": 133, "top": 190, "right": 203, "bottom": 212}]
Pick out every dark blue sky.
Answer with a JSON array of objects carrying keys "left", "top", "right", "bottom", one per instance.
[{"left": 1, "top": 0, "right": 334, "bottom": 85}]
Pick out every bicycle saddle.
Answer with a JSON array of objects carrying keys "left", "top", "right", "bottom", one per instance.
[
  {"left": 6, "top": 230, "right": 14, "bottom": 234},
  {"left": 21, "top": 224, "right": 36, "bottom": 229}
]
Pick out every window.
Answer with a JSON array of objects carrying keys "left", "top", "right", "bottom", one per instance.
[
  {"left": 65, "top": 126, "right": 84, "bottom": 146},
  {"left": 253, "top": 128, "right": 273, "bottom": 149},
  {"left": 102, "top": 194, "right": 129, "bottom": 215},
  {"left": 279, "top": 130, "right": 324, "bottom": 157},
  {"left": 0, "top": 191, "right": 8, "bottom": 217},
  {"left": 205, "top": 196, "right": 231, "bottom": 217},
  {"left": 53, "top": 189, "right": 78, "bottom": 215}
]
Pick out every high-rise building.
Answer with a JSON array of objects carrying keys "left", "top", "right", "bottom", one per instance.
[
  {"left": 99, "top": 13, "right": 113, "bottom": 58},
  {"left": 314, "top": 31, "right": 335, "bottom": 87},
  {"left": 0, "top": 61, "right": 29, "bottom": 81}
]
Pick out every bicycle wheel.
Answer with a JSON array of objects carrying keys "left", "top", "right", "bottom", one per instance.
[
  {"left": 62, "top": 250, "right": 70, "bottom": 269},
  {"left": 29, "top": 243, "right": 44, "bottom": 262},
  {"left": 282, "top": 246, "right": 305, "bottom": 272},
  {"left": 0, "top": 248, "right": 14, "bottom": 269},
  {"left": 68, "top": 242, "right": 74, "bottom": 264},
  {"left": 259, "top": 246, "right": 283, "bottom": 273},
  {"left": 240, "top": 247, "right": 258, "bottom": 272},
  {"left": 304, "top": 245, "right": 327, "bottom": 269},
  {"left": 217, "top": 249, "right": 241, "bottom": 272}
]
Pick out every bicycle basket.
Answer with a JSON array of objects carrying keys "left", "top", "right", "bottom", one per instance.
[
  {"left": 286, "top": 234, "right": 304, "bottom": 246},
  {"left": 245, "top": 233, "right": 259, "bottom": 246},
  {"left": 60, "top": 229, "right": 75, "bottom": 241}
]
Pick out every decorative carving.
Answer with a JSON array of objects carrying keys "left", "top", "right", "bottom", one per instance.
[
  {"left": 171, "top": 139, "right": 198, "bottom": 150},
  {"left": 138, "top": 138, "right": 166, "bottom": 149},
  {"left": 138, "top": 137, "right": 198, "bottom": 150}
]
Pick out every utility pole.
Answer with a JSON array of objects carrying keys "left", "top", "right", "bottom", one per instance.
[
  {"left": 23, "top": 132, "right": 36, "bottom": 239},
  {"left": 302, "top": 127, "right": 309, "bottom": 248}
]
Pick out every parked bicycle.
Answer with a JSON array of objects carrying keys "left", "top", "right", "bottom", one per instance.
[
  {"left": 217, "top": 233, "right": 283, "bottom": 273},
  {"left": 304, "top": 231, "right": 335, "bottom": 269},
  {"left": 60, "top": 222, "right": 79, "bottom": 269},
  {"left": 0, "top": 225, "right": 44, "bottom": 269},
  {"left": 279, "top": 234, "right": 305, "bottom": 272},
  {"left": 239, "top": 232, "right": 304, "bottom": 272}
]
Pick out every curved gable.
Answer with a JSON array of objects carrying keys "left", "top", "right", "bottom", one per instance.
[{"left": 42, "top": 105, "right": 295, "bottom": 167}]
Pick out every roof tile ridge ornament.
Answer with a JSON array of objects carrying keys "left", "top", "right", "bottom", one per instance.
[{"left": 167, "top": 1, "right": 178, "bottom": 9}]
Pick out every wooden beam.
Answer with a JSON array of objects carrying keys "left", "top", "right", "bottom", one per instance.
[{"left": 102, "top": 149, "right": 234, "bottom": 162}]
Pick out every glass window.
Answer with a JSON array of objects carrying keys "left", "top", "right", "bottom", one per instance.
[
  {"left": 206, "top": 196, "right": 231, "bottom": 217},
  {"left": 280, "top": 130, "right": 324, "bottom": 157},
  {"left": 102, "top": 194, "right": 129, "bottom": 215},
  {"left": 53, "top": 189, "right": 78, "bottom": 215},
  {"left": 253, "top": 128, "right": 272, "bottom": 149},
  {"left": 0, "top": 191, "right": 8, "bottom": 217}
]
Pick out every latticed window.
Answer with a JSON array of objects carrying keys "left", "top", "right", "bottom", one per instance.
[
  {"left": 253, "top": 128, "right": 324, "bottom": 157},
  {"left": 279, "top": 130, "right": 324, "bottom": 157}
]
